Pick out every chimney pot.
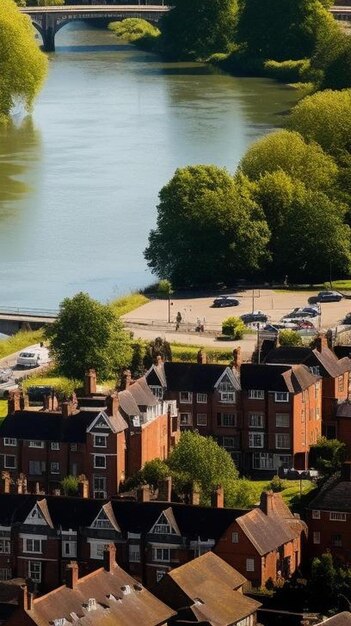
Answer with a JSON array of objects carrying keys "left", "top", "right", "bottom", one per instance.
[
  {"left": 120, "top": 370, "right": 132, "bottom": 391},
  {"left": 84, "top": 369, "right": 97, "bottom": 396},
  {"left": 62, "top": 401, "right": 73, "bottom": 418},
  {"left": 232, "top": 347, "right": 242, "bottom": 370},
  {"left": 78, "top": 475, "right": 89, "bottom": 498},
  {"left": 260, "top": 490, "right": 275, "bottom": 516},
  {"left": 106, "top": 393, "right": 119, "bottom": 418},
  {"left": 197, "top": 349, "right": 207, "bottom": 365},
  {"left": 19, "top": 585, "right": 33, "bottom": 611},
  {"left": 8, "top": 390, "right": 21, "bottom": 414},
  {"left": 211, "top": 485, "right": 224, "bottom": 508},
  {"left": 103, "top": 544, "right": 116, "bottom": 573},
  {"left": 2, "top": 471, "right": 11, "bottom": 494},
  {"left": 65, "top": 562, "right": 79, "bottom": 589},
  {"left": 157, "top": 477, "right": 172, "bottom": 502},
  {"left": 137, "top": 484, "right": 151, "bottom": 502},
  {"left": 190, "top": 482, "right": 200, "bottom": 506}
]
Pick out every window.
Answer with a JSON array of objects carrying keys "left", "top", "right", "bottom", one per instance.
[
  {"left": 274, "top": 392, "right": 289, "bottom": 403},
  {"left": 0, "top": 539, "right": 10, "bottom": 554},
  {"left": 93, "top": 435, "right": 107, "bottom": 448},
  {"left": 330, "top": 512, "right": 346, "bottom": 521},
  {"left": 180, "top": 392, "right": 192, "bottom": 403},
  {"left": 24, "top": 538, "right": 42, "bottom": 554},
  {"left": 70, "top": 444, "right": 78, "bottom": 452},
  {"left": 129, "top": 545, "right": 140, "bottom": 563},
  {"left": 90, "top": 542, "right": 110, "bottom": 560},
  {"left": 246, "top": 558, "right": 255, "bottom": 572},
  {"left": 310, "top": 366, "right": 320, "bottom": 376},
  {"left": 152, "top": 548, "right": 170, "bottom": 562},
  {"left": 220, "top": 392, "right": 236, "bottom": 403},
  {"left": 316, "top": 407, "right": 320, "bottom": 419},
  {"left": 94, "top": 455, "right": 106, "bottom": 469},
  {"left": 275, "top": 434, "right": 290, "bottom": 449},
  {"left": 4, "top": 438, "right": 16, "bottom": 447},
  {"left": 50, "top": 442, "right": 60, "bottom": 450},
  {"left": 218, "top": 381, "right": 235, "bottom": 393},
  {"left": 276, "top": 413, "right": 290, "bottom": 428},
  {"left": 248, "top": 413, "right": 264, "bottom": 428},
  {"left": 232, "top": 532, "right": 239, "bottom": 543},
  {"left": 149, "top": 386, "right": 163, "bottom": 400},
  {"left": 62, "top": 541, "right": 77, "bottom": 558},
  {"left": 180, "top": 413, "right": 192, "bottom": 427},
  {"left": 93, "top": 476, "right": 106, "bottom": 499},
  {"left": 249, "top": 432, "right": 264, "bottom": 448},
  {"left": 3, "top": 455, "right": 16, "bottom": 469},
  {"left": 29, "top": 441, "right": 44, "bottom": 448},
  {"left": 50, "top": 462, "right": 60, "bottom": 474},
  {"left": 248, "top": 390, "right": 264, "bottom": 400},
  {"left": 0, "top": 569, "right": 11, "bottom": 581},
  {"left": 29, "top": 461, "right": 45, "bottom": 475},
  {"left": 196, "top": 413, "right": 207, "bottom": 426},
  {"left": 253, "top": 452, "right": 274, "bottom": 470},
  {"left": 196, "top": 393, "right": 207, "bottom": 403},
  {"left": 313, "top": 532, "right": 320, "bottom": 544},
  {"left": 28, "top": 561, "right": 41, "bottom": 583},
  {"left": 223, "top": 436, "right": 239, "bottom": 449},
  {"left": 332, "top": 534, "right": 342, "bottom": 547},
  {"left": 217, "top": 413, "right": 236, "bottom": 427},
  {"left": 156, "top": 570, "right": 166, "bottom": 582},
  {"left": 338, "top": 376, "right": 345, "bottom": 393},
  {"left": 312, "top": 510, "right": 320, "bottom": 519}
]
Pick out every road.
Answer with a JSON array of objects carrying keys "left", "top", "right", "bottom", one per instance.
[{"left": 0, "top": 344, "right": 51, "bottom": 397}]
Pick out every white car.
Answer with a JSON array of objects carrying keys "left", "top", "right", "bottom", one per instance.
[{"left": 16, "top": 348, "right": 49, "bottom": 369}]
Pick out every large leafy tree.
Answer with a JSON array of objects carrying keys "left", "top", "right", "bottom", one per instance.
[
  {"left": 310, "top": 436, "right": 346, "bottom": 477},
  {"left": 235, "top": 0, "right": 335, "bottom": 61},
  {"left": 46, "top": 292, "right": 133, "bottom": 380},
  {"left": 161, "top": 0, "right": 237, "bottom": 60},
  {"left": 0, "top": 0, "right": 48, "bottom": 120},
  {"left": 144, "top": 165, "right": 270, "bottom": 288}
]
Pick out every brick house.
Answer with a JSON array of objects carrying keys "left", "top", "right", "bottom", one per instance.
[
  {"left": 264, "top": 337, "right": 351, "bottom": 440},
  {"left": 0, "top": 370, "right": 179, "bottom": 498},
  {"left": 3, "top": 544, "right": 175, "bottom": 626},
  {"left": 306, "top": 462, "right": 351, "bottom": 563},
  {"left": 215, "top": 491, "right": 306, "bottom": 587},
  {"left": 153, "top": 551, "right": 261, "bottom": 626}
]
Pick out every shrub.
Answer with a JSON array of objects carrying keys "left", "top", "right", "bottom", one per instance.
[
  {"left": 222, "top": 317, "right": 245, "bottom": 339},
  {"left": 61, "top": 475, "right": 79, "bottom": 496},
  {"left": 264, "top": 59, "right": 310, "bottom": 83},
  {"left": 269, "top": 475, "right": 288, "bottom": 492},
  {"left": 278, "top": 330, "right": 303, "bottom": 346},
  {"left": 108, "top": 18, "right": 160, "bottom": 51}
]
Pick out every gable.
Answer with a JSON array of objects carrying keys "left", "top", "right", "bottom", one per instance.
[
  {"left": 86, "top": 411, "right": 114, "bottom": 434},
  {"left": 23, "top": 503, "right": 49, "bottom": 527},
  {"left": 214, "top": 368, "right": 239, "bottom": 391},
  {"left": 90, "top": 505, "right": 121, "bottom": 532},
  {"left": 149, "top": 510, "right": 180, "bottom": 536}
]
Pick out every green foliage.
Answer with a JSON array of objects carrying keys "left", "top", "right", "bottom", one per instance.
[
  {"left": 37, "top": 0, "right": 64, "bottom": 5},
  {"left": 0, "top": 330, "right": 44, "bottom": 360},
  {"left": 222, "top": 316, "right": 245, "bottom": 339},
  {"left": 0, "top": 0, "right": 48, "bottom": 121},
  {"left": 130, "top": 340, "right": 147, "bottom": 378},
  {"left": 278, "top": 330, "right": 303, "bottom": 347},
  {"left": 140, "top": 459, "right": 169, "bottom": 489},
  {"left": 167, "top": 431, "right": 239, "bottom": 504},
  {"left": 287, "top": 89, "right": 351, "bottom": 159},
  {"left": 309, "top": 553, "right": 336, "bottom": 611},
  {"left": 61, "top": 475, "right": 79, "bottom": 496},
  {"left": 145, "top": 165, "right": 270, "bottom": 288},
  {"left": 22, "top": 375, "right": 79, "bottom": 398},
  {"left": 0, "top": 401, "right": 8, "bottom": 421},
  {"left": 269, "top": 475, "right": 288, "bottom": 492},
  {"left": 161, "top": 0, "right": 238, "bottom": 60},
  {"left": 108, "top": 18, "right": 160, "bottom": 51},
  {"left": 110, "top": 293, "right": 149, "bottom": 317},
  {"left": 235, "top": 0, "right": 336, "bottom": 62},
  {"left": 224, "top": 479, "right": 258, "bottom": 508},
  {"left": 171, "top": 344, "right": 233, "bottom": 364},
  {"left": 157, "top": 279, "right": 173, "bottom": 296},
  {"left": 310, "top": 436, "right": 346, "bottom": 476},
  {"left": 143, "top": 337, "right": 172, "bottom": 369},
  {"left": 263, "top": 59, "right": 310, "bottom": 83},
  {"left": 45, "top": 292, "right": 133, "bottom": 381}
]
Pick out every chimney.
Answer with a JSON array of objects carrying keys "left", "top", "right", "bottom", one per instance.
[
  {"left": 197, "top": 349, "right": 207, "bottom": 365},
  {"left": 43, "top": 395, "right": 53, "bottom": 412},
  {"left": 103, "top": 544, "right": 116, "bottom": 573},
  {"left": 314, "top": 334, "right": 328, "bottom": 353},
  {"left": 137, "top": 484, "right": 151, "bottom": 502},
  {"left": 8, "top": 390, "right": 21, "bottom": 414},
  {"left": 2, "top": 471, "right": 11, "bottom": 494},
  {"left": 211, "top": 485, "right": 224, "bottom": 508},
  {"left": 190, "top": 482, "right": 200, "bottom": 506},
  {"left": 341, "top": 461, "right": 351, "bottom": 481},
  {"left": 65, "top": 562, "right": 79, "bottom": 589},
  {"left": 157, "top": 477, "right": 172, "bottom": 502},
  {"left": 120, "top": 370, "right": 132, "bottom": 391},
  {"left": 260, "top": 490, "right": 275, "bottom": 516},
  {"left": 19, "top": 585, "right": 33, "bottom": 612},
  {"left": 78, "top": 475, "right": 89, "bottom": 498},
  {"left": 62, "top": 401, "right": 73, "bottom": 418},
  {"left": 84, "top": 369, "right": 97, "bottom": 396},
  {"left": 20, "top": 393, "right": 29, "bottom": 411},
  {"left": 232, "top": 347, "right": 242, "bottom": 370},
  {"left": 106, "top": 392, "right": 119, "bottom": 418},
  {"left": 154, "top": 355, "right": 163, "bottom": 366},
  {"left": 35, "top": 482, "right": 41, "bottom": 495}
]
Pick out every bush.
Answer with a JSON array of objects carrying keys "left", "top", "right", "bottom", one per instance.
[
  {"left": 0, "top": 330, "right": 44, "bottom": 360},
  {"left": 171, "top": 344, "right": 233, "bottom": 363},
  {"left": 264, "top": 59, "right": 310, "bottom": 83},
  {"left": 278, "top": 330, "right": 303, "bottom": 346},
  {"left": 222, "top": 317, "right": 245, "bottom": 339},
  {"left": 269, "top": 475, "right": 288, "bottom": 492},
  {"left": 61, "top": 475, "right": 79, "bottom": 496},
  {"left": 110, "top": 293, "right": 149, "bottom": 317},
  {"left": 108, "top": 18, "right": 160, "bottom": 51},
  {"left": 22, "top": 376, "right": 80, "bottom": 399}
]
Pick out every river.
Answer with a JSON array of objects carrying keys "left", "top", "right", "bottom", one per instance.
[{"left": 0, "top": 22, "right": 299, "bottom": 309}]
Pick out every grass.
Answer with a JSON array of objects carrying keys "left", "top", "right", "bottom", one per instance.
[
  {"left": 170, "top": 342, "right": 233, "bottom": 364},
  {"left": 324, "top": 280, "right": 351, "bottom": 291},
  {"left": 110, "top": 293, "right": 149, "bottom": 317},
  {"left": 22, "top": 375, "right": 80, "bottom": 397},
  {"left": 245, "top": 479, "right": 316, "bottom": 506},
  {"left": 0, "top": 400, "right": 7, "bottom": 421},
  {"left": 274, "top": 279, "right": 351, "bottom": 292},
  {"left": 0, "top": 330, "right": 45, "bottom": 360}
]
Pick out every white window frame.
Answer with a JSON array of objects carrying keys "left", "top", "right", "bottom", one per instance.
[
  {"left": 275, "top": 433, "right": 291, "bottom": 450},
  {"left": 4, "top": 438, "right": 16, "bottom": 447},
  {"left": 223, "top": 436, "right": 237, "bottom": 449},
  {"left": 248, "top": 390, "right": 264, "bottom": 400},
  {"left": 274, "top": 392, "right": 289, "bottom": 403},
  {"left": 28, "top": 561, "right": 41, "bottom": 583},
  {"left": 50, "top": 442, "right": 60, "bottom": 450},
  {"left": 275, "top": 413, "right": 290, "bottom": 428},
  {"left": 94, "top": 455, "right": 106, "bottom": 469},
  {"left": 196, "top": 393, "right": 207, "bottom": 403},
  {"left": 62, "top": 541, "right": 77, "bottom": 558},
  {"left": 218, "top": 413, "right": 237, "bottom": 427},
  {"left": 253, "top": 452, "right": 274, "bottom": 470},
  {"left": 90, "top": 542, "right": 110, "bottom": 560},
  {"left": 29, "top": 441, "right": 45, "bottom": 448},
  {"left": 329, "top": 512, "right": 346, "bottom": 522},
  {"left": 152, "top": 547, "right": 170, "bottom": 562},
  {"left": 180, "top": 413, "right": 192, "bottom": 426},
  {"left": 93, "top": 434, "right": 108, "bottom": 448},
  {"left": 24, "top": 538, "right": 42, "bottom": 554},
  {"left": 0, "top": 568, "right": 12, "bottom": 581},
  {"left": 232, "top": 532, "right": 239, "bottom": 543},
  {"left": 0, "top": 539, "right": 10, "bottom": 554},
  {"left": 129, "top": 545, "right": 141, "bottom": 563},
  {"left": 179, "top": 392, "right": 192, "bottom": 404},
  {"left": 220, "top": 392, "right": 236, "bottom": 403},
  {"left": 196, "top": 413, "right": 207, "bottom": 426},
  {"left": 50, "top": 462, "right": 60, "bottom": 475},
  {"left": 249, "top": 432, "right": 264, "bottom": 448},
  {"left": 332, "top": 534, "right": 342, "bottom": 547},
  {"left": 313, "top": 532, "right": 320, "bottom": 545},
  {"left": 149, "top": 386, "right": 163, "bottom": 400},
  {"left": 248, "top": 413, "right": 264, "bottom": 428},
  {"left": 93, "top": 476, "right": 106, "bottom": 499},
  {"left": 3, "top": 455, "right": 16, "bottom": 469},
  {"left": 312, "top": 510, "right": 320, "bottom": 519},
  {"left": 246, "top": 558, "right": 255, "bottom": 572}
]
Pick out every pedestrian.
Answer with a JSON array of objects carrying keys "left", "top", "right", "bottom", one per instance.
[
  {"left": 201, "top": 316, "right": 206, "bottom": 333},
  {"left": 176, "top": 311, "right": 182, "bottom": 331},
  {"left": 196, "top": 317, "right": 201, "bottom": 332}
]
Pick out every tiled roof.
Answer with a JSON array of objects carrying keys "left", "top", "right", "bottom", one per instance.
[
  {"left": 264, "top": 346, "right": 351, "bottom": 378},
  {"left": 236, "top": 508, "right": 296, "bottom": 556},
  {"left": 160, "top": 551, "right": 246, "bottom": 591},
  {"left": 118, "top": 378, "right": 159, "bottom": 418},
  {"left": 318, "top": 613, "right": 351, "bottom": 626},
  {"left": 240, "top": 363, "right": 317, "bottom": 393},
  {"left": 307, "top": 476, "right": 351, "bottom": 512},
  {"left": 190, "top": 581, "right": 260, "bottom": 626},
  {"left": 147, "top": 362, "right": 240, "bottom": 393},
  {"left": 0, "top": 410, "right": 92, "bottom": 443}
]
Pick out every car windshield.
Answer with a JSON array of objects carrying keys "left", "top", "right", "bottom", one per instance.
[{"left": 20, "top": 352, "right": 35, "bottom": 358}]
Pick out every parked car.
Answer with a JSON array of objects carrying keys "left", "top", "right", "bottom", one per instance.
[
  {"left": 310, "top": 291, "right": 343, "bottom": 303},
  {"left": 212, "top": 296, "right": 239, "bottom": 308},
  {"left": 240, "top": 311, "right": 268, "bottom": 324},
  {"left": 296, "top": 319, "right": 315, "bottom": 329},
  {"left": 262, "top": 323, "right": 290, "bottom": 334},
  {"left": 27, "top": 386, "right": 55, "bottom": 404},
  {"left": 0, "top": 382, "right": 18, "bottom": 399},
  {"left": 0, "top": 368, "right": 12, "bottom": 383},
  {"left": 277, "top": 320, "right": 300, "bottom": 329},
  {"left": 282, "top": 308, "right": 318, "bottom": 319},
  {"left": 342, "top": 313, "right": 351, "bottom": 325},
  {"left": 16, "top": 348, "right": 49, "bottom": 369}
]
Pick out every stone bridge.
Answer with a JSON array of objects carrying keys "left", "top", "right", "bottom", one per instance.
[
  {"left": 0, "top": 308, "right": 58, "bottom": 336},
  {"left": 20, "top": 4, "right": 170, "bottom": 52}
]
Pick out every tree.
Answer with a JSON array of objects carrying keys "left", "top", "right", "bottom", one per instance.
[
  {"left": 0, "top": 0, "right": 48, "bottom": 120},
  {"left": 239, "top": 130, "right": 338, "bottom": 193},
  {"left": 167, "top": 431, "right": 239, "bottom": 503},
  {"left": 161, "top": 0, "right": 238, "bottom": 60},
  {"left": 222, "top": 316, "right": 245, "bottom": 339},
  {"left": 140, "top": 459, "right": 170, "bottom": 490},
  {"left": 144, "top": 165, "right": 270, "bottom": 288},
  {"left": 278, "top": 330, "right": 303, "bottom": 347},
  {"left": 309, "top": 553, "right": 336, "bottom": 611},
  {"left": 143, "top": 337, "right": 172, "bottom": 369},
  {"left": 287, "top": 89, "right": 351, "bottom": 159},
  {"left": 310, "top": 436, "right": 346, "bottom": 476},
  {"left": 235, "top": 0, "right": 336, "bottom": 61},
  {"left": 61, "top": 475, "right": 79, "bottom": 496},
  {"left": 46, "top": 292, "right": 133, "bottom": 380}
]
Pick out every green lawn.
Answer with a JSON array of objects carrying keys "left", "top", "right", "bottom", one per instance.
[
  {"left": 248, "top": 479, "right": 316, "bottom": 506},
  {"left": 0, "top": 400, "right": 8, "bottom": 421},
  {"left": 171, "top": 342, "right": 233, "bottom": 364},
  {"left": 110, "top": 293, "right": 149, "bottom": 317},
  {"left": 0, "top": 329, "right": 45, "bottom": 360}
]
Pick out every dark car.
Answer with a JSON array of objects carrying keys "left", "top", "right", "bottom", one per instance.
[
  {"left": 342, "top": 313, "right": 351, "bottom": 325},
  {"left": 317, "top": 291, "right": 343, "bottom": 303},
  {"left": 212, "top": 296, "right": 239, "bottom": 308},
  {"left": 240, "top": 311, "right": 268, "bottom": 324}
]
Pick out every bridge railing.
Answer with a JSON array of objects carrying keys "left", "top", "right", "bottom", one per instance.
[{"left": 0, "top": 307, "right": 58, "bottom": 318}]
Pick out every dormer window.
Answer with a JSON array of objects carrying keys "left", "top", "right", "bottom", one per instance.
[
  {"left": 180, "top": 391, "right": 192, "bottom": 403},
  {"left": 29, "top": 440, "right": 44, "bottom": 448},
  {"left": 150, "top": 386, "right": 163, "bottom": 400},
  {"left": 248, "top": 390, "right": 264, "bottom": 400},
  {"left": 4, "top": 438, "right": 16, "bottom": 447},
  {"left": 150, "top": 512, "right": 179, "bottom": 536},
  {"left": 275, "top": 392, "right": 289, "bottom": 403},
  {"left": 92, "top": 509, "right": 113, "bottom": 530},
  {"left": 93, "top": 435, "right": 107, "bottom": 448}
]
